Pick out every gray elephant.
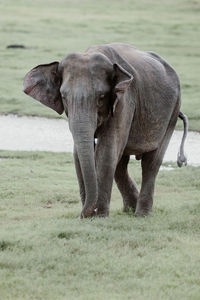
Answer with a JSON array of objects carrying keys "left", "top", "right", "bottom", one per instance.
[{"left": 23, "top": 43, "right": 188, "bottom": 218}]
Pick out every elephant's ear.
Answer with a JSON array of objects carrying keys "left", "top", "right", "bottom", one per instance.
[
  {"left": 112, "top": 63, "right": 133, "bottom": 114},
  {"left": 23, "top": 62, "right": 64, "bottom": 115}
]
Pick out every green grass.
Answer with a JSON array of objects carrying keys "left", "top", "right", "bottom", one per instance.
[
  {"left": 0, "top": 0, "right": 200, "bottom": 129},
  {"left": 0, "top": 151, "right": 200, "bottom": 299}
]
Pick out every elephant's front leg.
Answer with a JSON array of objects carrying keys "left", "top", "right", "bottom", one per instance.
[
  {"left": 94, "top": 92, "right": 134, "bottom": 216},
  {"left": 115, "top": 155, "right": 139, "bottom": 212},
  {"left": 95, "top": 142, "right": 119, "bottom": 217}
]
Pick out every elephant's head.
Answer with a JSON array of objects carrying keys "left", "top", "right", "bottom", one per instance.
[{"left": 23, "top": 52, "right": 133, "bottom": 217}]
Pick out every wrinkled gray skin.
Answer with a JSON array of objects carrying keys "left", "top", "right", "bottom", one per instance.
[{"left": 23, "top": 43, "right": 188, "bottom": 218}]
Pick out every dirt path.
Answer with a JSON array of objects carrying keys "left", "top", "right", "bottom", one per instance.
[{"left": 0, "top": 115, "right": 199, "bottom": 166}]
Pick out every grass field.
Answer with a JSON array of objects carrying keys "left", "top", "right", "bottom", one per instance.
[
  {"left": 1, "top": 1, "right": 200, "bottom": 299},
  {"left": 0, "top": 0, "right": 200, "bottom": 130},
  {"left": 0, "top": 151, "right": 200, "bottom": 299}
]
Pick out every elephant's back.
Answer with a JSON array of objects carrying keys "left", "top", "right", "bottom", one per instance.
[{"left": 87, "top": 43, "right": 180, "bottom": 93}]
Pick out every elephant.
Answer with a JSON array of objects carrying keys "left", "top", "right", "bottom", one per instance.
[{"left": 23, "top": 43, "right": 188, "bottom": 218}]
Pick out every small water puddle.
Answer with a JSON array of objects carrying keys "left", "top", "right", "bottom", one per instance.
[{"left": 0, "top": 114, "right": 199, "bottom": 166}]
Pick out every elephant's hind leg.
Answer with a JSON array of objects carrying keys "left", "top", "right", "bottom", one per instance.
[
  {"left": 135, "top": 108, "right": 179, "bottom": 216},
  {"left": 115, "top": 155, "right": 139, "bottom": 212},
  {"left": 135, "top": 150, "right": 160, "bottom": 216}
]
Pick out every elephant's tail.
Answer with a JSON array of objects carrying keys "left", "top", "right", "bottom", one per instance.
[{"left": 177, "top": 111, "right": 188, "bottom": 167}]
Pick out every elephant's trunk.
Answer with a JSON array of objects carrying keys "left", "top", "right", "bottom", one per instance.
[{"left": 70, "top": 118, "right": 97, "bottom": 218}]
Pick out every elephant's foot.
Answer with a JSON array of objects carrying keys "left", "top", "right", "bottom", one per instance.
[
  {"left": 134, "top": 197, "right": 153, "bottom": 217},
  {"left": 80, "top": 204, "right": 97, "bottom": 218},
  {"left": 95, "top": 203, "right": 109, "bottom": 217},
  {"left": 135, "top": 202, "right": 153, "bottom": 217},
  {"left": 96, "top": 209, "right": 109, "bottom": 217}
]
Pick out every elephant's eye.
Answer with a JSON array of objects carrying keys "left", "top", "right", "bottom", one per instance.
[
  {"left": 97, "top": 99, "right": 104, "bottom": 108},
  {"left": 61, "top": 93, "right": 67, "bottom": 100},
  {"left": 97, "top": 95, "right": 105, "bottom": 108}
]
